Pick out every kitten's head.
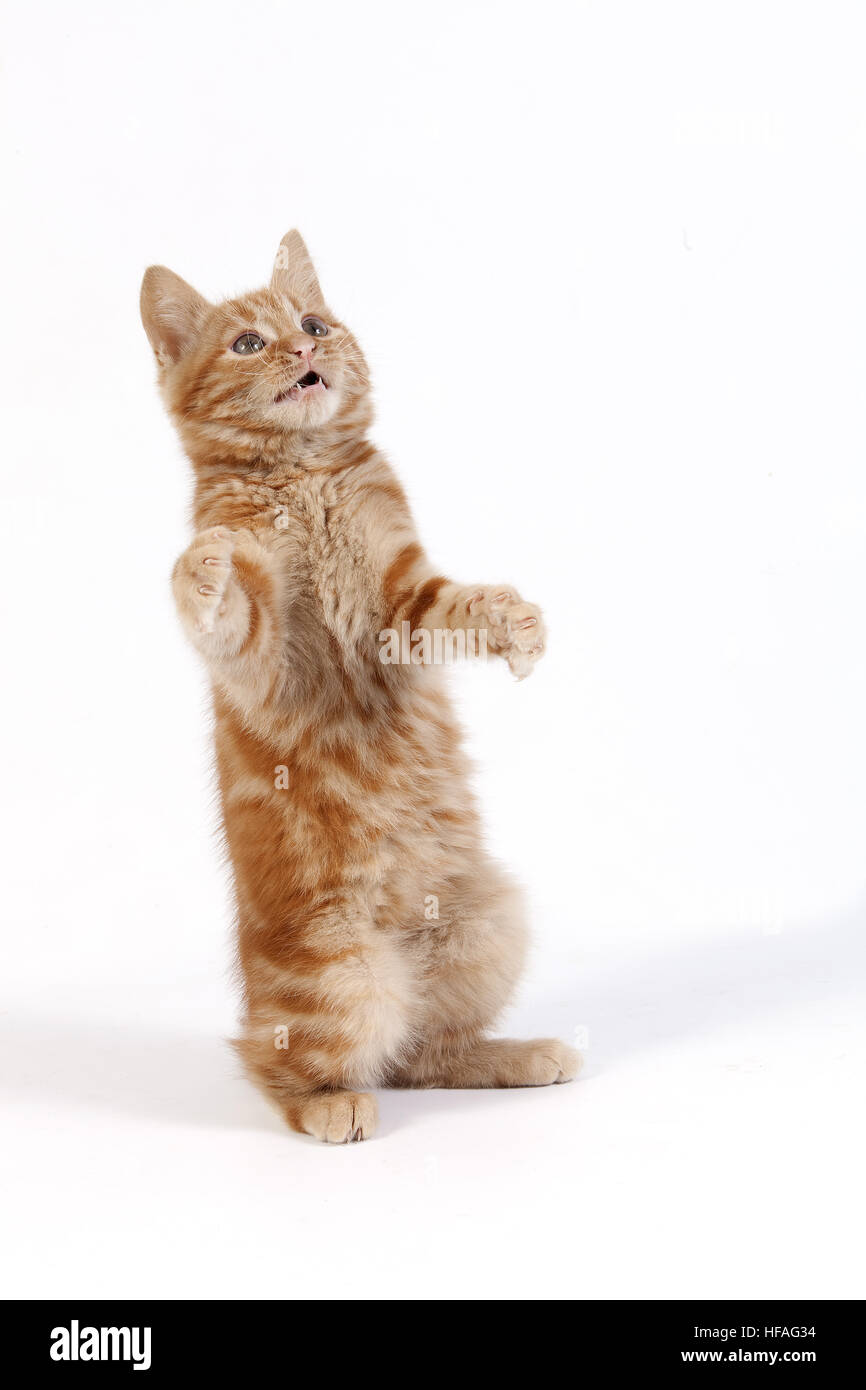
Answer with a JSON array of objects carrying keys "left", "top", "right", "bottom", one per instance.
[{"left": 140, "top": 230, "right": 370, "bottom": 458}]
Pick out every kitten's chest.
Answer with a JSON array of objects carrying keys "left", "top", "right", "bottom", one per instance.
[{"left": 260, "top": 476, "right": 374, "bottom": 635}]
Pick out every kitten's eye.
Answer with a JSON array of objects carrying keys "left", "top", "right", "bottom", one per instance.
[
  {"left": 301, "top": 315, "right": 329, "bottom": 339},
  {"left": 232, "top": 332, "right": 266, "bottom": 354}
]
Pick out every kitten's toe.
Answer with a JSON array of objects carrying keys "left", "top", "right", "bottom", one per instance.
[
  {"left": 296, "top": 1091, "right": 378, "bottom": 1144},
  {"left": 551, "top": 1041, "right": 582, "bottom": 1083},
  {"left": 480, "top": 591, "right": 546, "bottom": 678},
  {"left": 504, "top": 605, "right": 546, "bottom": 679},
  {"left": 526, "top": 1039, "right": 583, "bottom": 1085}
]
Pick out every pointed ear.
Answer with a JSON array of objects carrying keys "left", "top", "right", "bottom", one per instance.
[
  {"left": 271, "top": 230, "right": 327, "bottom": 311},
  {"left": 140, "top": 266, "right": 211, "bottom": 368}
]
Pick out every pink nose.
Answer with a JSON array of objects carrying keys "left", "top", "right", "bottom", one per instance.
[{"left": 288, "top": 337, "right": 316, "bottom": 360}]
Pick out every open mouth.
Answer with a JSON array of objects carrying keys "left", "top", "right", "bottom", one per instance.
[{"left": 274, "top": 371, "right": 328, "bottom": 404}]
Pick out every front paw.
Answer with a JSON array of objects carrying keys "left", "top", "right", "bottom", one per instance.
[
  {"left": 172, "top": 527, "right": 250, "bottom": 651},
  {"left": 468, "top": 587, "right": 546, "bottom": 679}
]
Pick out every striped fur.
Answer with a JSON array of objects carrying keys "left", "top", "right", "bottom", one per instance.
[{"left": 140, "top": 230, "right": 580, "bottom": 1142}]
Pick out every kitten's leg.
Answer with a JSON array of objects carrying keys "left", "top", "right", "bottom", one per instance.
[
  {"left": 382, "top": 547, "right": 546, "bottom": 677},
  {"left": 236, "top": 1015, "right": 384, "bottom": 1144},
  {"left": 387, "top": 865, "right": 581, "bottom": 1089},
  {"left": 234, "top": 908, "right": 416, "bottom": 1143},
  {"left": 237, "top": 1022, "right": 383, "bottom": 1144},
  {"left": 172, "top": 527, "right": 282, "bottom": 703},
  {"left": 389, "top": 1034, "right": 581, "bottom": 1088}
]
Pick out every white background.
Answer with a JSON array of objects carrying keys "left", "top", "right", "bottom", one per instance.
[{"left": 2, "top": 0, "right": 865, "bottom": 1300}]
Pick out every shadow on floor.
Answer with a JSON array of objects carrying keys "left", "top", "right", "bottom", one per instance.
[
  {"left": 519, "top": 907, "right": 866, "bottom": 1069},
  {"left": 2, "top": 910, "right": 863, "bottom": 1131},
  {"left": 0, "top": 1015, "right": 277, "bottom": 1132}
]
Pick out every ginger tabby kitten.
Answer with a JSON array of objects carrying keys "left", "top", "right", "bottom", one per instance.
[{"left": 140, "top": 230, "right": 580, "bottom": 1142}]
